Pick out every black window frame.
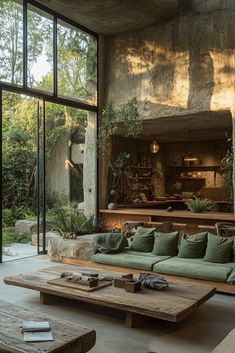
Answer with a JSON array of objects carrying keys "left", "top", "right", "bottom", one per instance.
[{"left": 0, "top": 0, "right": 99, "bottom": 262}]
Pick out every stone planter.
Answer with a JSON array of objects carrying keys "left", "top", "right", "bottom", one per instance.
[{"left": 48, "top": 233, "right": 97, "bottom": 262}]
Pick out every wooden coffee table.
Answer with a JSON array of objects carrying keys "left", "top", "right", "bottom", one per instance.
[
  {"left": 0, "top": 299, "right": 95, "bottom": 353},
  {"left": 4, "top": 264, "right": 216, "bottom": 328}
]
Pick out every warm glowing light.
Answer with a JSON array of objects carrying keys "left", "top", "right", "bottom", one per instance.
[{"left": 150, "top": 140, "right": 159, "bottom": 154}]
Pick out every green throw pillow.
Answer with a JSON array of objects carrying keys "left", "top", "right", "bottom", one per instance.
[
  {"left": 131, "top": 227, "right": 155, "bottom": 252},
  {"left": 203, "top": 233, "right": 234, "bottom": 263},
  {"left": 178, "top": 232, "right": 208, "bottom": 258},
  {"left": 152, "top": 231, "right": 179, "bottom": 256}
]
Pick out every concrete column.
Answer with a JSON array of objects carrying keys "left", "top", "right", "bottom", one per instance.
[{"left": 83, "top": 111, "right": 97, "bottom": 218}]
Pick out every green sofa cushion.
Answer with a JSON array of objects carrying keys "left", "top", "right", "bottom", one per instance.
[
  {"left": 204, "top": 233, "right": 234, "bottom": 263},
  {"left": 131, "top": 227, "right": 155, "bottom": 252},
  {"left": 152, "top": 231, "right": 179, "bottom": 256},
  {"left": 92, "top": 250, "right": 170, "bottom": 271},
  {"left": 227, "top": 269, "right": 235, "bottom": 283},
  {"left": 178, "top": 232, "right": 208, "bottom": 258},
  {"left": 153, "top": 257, "right": 235, "bottom": 282}
]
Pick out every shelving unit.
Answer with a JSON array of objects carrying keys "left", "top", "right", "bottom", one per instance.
[
  {"left": 166, "top": 164, "right": 221, "bottom": 194},
  {"left": 127, "top": 165, "right": 153, "bottom": 194}
]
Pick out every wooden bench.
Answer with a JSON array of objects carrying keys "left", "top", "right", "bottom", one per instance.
[{"left": 0, "top": 300, "right": 96, "bottom": 353}]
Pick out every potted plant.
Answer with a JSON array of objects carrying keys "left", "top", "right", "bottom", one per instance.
[{"left": 185, "top": 198, "right": 216, "bottom": 213}]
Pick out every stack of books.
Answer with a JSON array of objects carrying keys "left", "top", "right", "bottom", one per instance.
[{"left": 21, "top": 321, "right": 54, "bottom": 342}]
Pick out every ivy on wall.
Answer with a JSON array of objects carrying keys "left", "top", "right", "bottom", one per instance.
[{"left": 98, "top": 97, "right": 143, "bottom": 154}]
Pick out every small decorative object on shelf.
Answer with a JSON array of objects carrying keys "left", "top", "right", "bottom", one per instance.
[{"left": 108, "top": 202, "right": 117, "bottom": 210}]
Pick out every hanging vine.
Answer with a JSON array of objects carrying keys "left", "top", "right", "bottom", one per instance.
[{"left": 98, "top": 97, "right": 143, "bottom": 155}]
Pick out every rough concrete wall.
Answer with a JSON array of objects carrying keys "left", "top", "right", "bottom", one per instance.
[
  {"left": 46, "top": 136, "right": 70, "bottom": 202},
  {"left": 83, "top": 112, "right": 97, "bottom": 217},
  {"left": 105, "top": 0, "right": 235, "bottom": 118},
  {"left": 102, "top": 0, "right": 235, "bottom": 208}
]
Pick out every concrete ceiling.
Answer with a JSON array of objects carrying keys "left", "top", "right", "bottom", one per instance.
[
  {"left": 37, "top": 0, "right": 186, "bottom": 35},
  {"left": 117, "top": 111, "right": 232, "bottom": 143}
]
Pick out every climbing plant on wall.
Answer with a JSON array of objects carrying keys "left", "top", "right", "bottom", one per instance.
[{"left": 98, "top": 97, "right": 143, "bottom": 154}]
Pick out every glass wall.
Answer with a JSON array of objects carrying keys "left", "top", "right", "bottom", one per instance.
[
  {"left": 57, "top": 20, "right": 97, "bottom": 104},
  {"left": 0, "top": 0, "right": 23, "bottom": 85},
  {"left": 2, "top": 91, "right": 38, "bottom": 261},
  {"left": 0, "top": 0, "right": 97, "bottom": 262},
  {"left": 43, "top": 103, "right": 97, "bottom": 246},
  {"left": 27, "top": 5, "right": 53, "bottom": 92}
]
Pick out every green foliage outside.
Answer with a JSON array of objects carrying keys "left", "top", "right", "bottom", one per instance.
[
  {"left": 3, "top": 228, "right": 31, "bottom": 247},
  {"left": 186, "top": 198, "right": 216, "bottom": 213},
  {"left": 1, "top": 0, "right": 96, "bottom": 222},
  {"left": 2, "top": 205, "right": 36, "bottom": 227}
]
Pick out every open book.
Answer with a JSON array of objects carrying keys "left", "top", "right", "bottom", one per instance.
[{"left": 22, "top": 321, "right": 54, "bottom": 342}]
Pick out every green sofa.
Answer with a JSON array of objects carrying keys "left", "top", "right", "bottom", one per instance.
[{"left": 91, "top": 229, "right": 235, "bottom": 293}]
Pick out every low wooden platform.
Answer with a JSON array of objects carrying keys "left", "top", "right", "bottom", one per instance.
[
  {"left": 0, "top": 300, "right": 95, "bottom": 353},
  {"left": 62, "top": 258, "right": 235, "bottom": 295},
  {"left": 100, "top": 208, "right": 235, "bottom": 230},
  {"left": 4, "top": 264, "right": 216, "bottom": 328}
]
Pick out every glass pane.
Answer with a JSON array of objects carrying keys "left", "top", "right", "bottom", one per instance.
[
  {"left": 2, "top": 91, "right": 38, "bottom": 261},
  {"left": 57, "top": 20, "right": 97, "bottom": 105},
  {"left": 27, "top": 5, "right": 53, "bottom": 92},
  {"left": 0, "top": 0, "right": 23, "bottom": 85},
  {"left": 45, "top": 103, "right": 97, "bottom": 241}
]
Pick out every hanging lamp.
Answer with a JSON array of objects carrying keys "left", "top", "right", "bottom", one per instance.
[{"left": 150, "top": 140, "right": 159, "bottom": 154}]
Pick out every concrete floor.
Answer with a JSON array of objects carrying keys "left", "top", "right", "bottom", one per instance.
[{"left": 0, "top": 255, "right": 234, "bottom": 353}]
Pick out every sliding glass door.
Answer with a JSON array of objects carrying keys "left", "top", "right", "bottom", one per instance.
[
  {"left": 1, "top": 91, "right": 39, "bottom": 261},
  {"left": 0, "top": 0, "right": 98, "bottom": 262}
]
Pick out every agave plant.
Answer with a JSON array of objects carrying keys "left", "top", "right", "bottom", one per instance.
[{"left": 186, "top": 198, "right": 216, "bottom": 213}]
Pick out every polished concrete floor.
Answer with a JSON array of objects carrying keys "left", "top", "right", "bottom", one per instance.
[{"left": 0, "top": 255, "right": 234, "bottom": 353}]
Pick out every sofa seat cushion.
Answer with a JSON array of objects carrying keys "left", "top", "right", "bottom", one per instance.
[
  {"left": 92, "top": 250, "right": 170, "bottom": 271},
  {"left": 153, "top": 257, "right": 235, "bottom": 282}
]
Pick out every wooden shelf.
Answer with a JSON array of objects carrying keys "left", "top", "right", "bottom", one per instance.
[
  {"left": 166, "top": 165, "right": 221, "bottom": 170},
  {"left": 128, "top": 165, "right": 153, "bottom": 170},
  {"left": 166, "top": 176, "right": 206, "bottom": 180},
  {"left": 128, "top": 176, "right": 152, "bottom": 180}
]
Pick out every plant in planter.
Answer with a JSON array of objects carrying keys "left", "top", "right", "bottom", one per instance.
[
  {"left": 186, "top": 198, "right": 216, "bottom": 213},
  {"left": 52, "top": 203, "right": 98, "bottom": 238}
]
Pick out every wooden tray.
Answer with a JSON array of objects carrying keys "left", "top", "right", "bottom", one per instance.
[{"left": 48, "top": 277, "right": 112, "bottom": 292}]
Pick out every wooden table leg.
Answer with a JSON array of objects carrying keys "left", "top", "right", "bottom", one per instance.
[
  {"left": 40, "top": 292, "right": 57, "bottom": 305},
  {"left": 125, "top": 312, "right": 149, "bottom": 328}
]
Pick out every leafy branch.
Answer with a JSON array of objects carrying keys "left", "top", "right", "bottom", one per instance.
[{"left": 98, "top": 97, "right": 143, "bottom": 154}]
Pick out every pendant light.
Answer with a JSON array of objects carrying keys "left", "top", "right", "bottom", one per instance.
[{"left": 150, "top": 140, "right": 159, "bottom": 154}]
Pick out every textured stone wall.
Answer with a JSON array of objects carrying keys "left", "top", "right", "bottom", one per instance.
[
  {"left": 104, "top": 0, "right": 235, "bottom": 118},
  {"left": 99, "top": 0, "right": 235, "bottom": 208}
]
